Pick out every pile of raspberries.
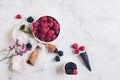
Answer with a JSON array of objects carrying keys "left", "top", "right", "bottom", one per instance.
[{"left": 32, "top": 16, "right": 60, "bottom": 42}]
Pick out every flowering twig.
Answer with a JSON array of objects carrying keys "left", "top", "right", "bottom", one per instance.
[{"left": 0, "top": 39, "right": 32, "bottom": 62}]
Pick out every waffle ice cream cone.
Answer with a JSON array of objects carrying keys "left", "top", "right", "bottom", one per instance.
[
  {"left": 27, "top": 46, "right": 39, "bottom": 66},
  {"left": 44, "top": 43, "right": 56, "bottom": 53}
]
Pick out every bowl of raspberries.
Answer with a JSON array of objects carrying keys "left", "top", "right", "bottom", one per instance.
[{"left": 32, "top": 16, "right": 60, "bottom": 42}]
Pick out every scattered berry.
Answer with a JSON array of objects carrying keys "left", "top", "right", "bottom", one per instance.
[
  {"left": 79, "top": 46, "right": 85, "bottom": 51},
  {"left": 73, "top": 49, "right": 79, "bottom": 54},
  {"left": 26, "top": 43, "right": 32, "bottom": 49},
  {"left": 58, "top": 51, "right": 63, "bottom": 56},
  {"left": 15, "top": 14, "right": 21, "bottom": 19},
  {"left": 71, "top": 43, "right": 78, "bottom": 49},
  {"left": 72, "top": 69, "right": 78, "bottom": 75},
  {"left": 55, "top": 56, "right": 60, "bottom": 62},
  {"left": 27, "top": 16, "right": 34, "bottom": 23}
]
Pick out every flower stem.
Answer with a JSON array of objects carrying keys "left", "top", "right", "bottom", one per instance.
[{"left": 0, "top": 54, "right": 16, "bottom": 62}]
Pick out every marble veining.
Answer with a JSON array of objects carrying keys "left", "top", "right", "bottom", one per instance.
[{"left": 0, "top": 0, "right": 120, "bottom": 80}]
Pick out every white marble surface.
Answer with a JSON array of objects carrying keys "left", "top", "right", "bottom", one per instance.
[{"left": 0, "top": 0, "right": 120, "bottom": 80}]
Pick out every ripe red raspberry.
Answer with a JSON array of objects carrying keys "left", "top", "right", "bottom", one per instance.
[
  {"left": 40, "top": 38, "right": 45, "bottom": 41},
  {"left": 32, "top": 22, "right": 39, "bottom": 27},
  {"left": 48, "top": 22, "right": 53, "bottom": 28},
  {"left": 71, "top": 43, "right": 78, "bottom": 49},
  {"left": 47, "top": 30, "right": 55, "bottom": 36},
  {"left": 46, "top": 36, "right": 51, "bottom": 42},
  {"left": 39, "top": 33, "right": 46, "bottom": 38},
  {"left": 41, "top": 22, "right": 48, "bottom": 29},
  {"left": 15, "top": 14, "right": 21, "bottom": 19},
  {"left": 48, "top": 17, "right": 53, "bottom": 22},
  {"left": 35, "top": 33, "right": 39, "bottom": 38},
  {"left": 53, "top": 23, "right": 60, "bottom": 30},
  {"left": 54, "top": 29, "right": 59, "bottom": 34},
  {"left": 73, "top": 49, "right": 79, "bottom": 54},
  {"left": 53, "top": 20, "right": 57, "bottom": 24},
  {"left": 51, "top": 34, "right": 56, "bottom": 40},
  {"left": 41, "top": 28, "right": 48, "bottom": 34},
  {"left": 41, "top": 16, "right": 47, "bottom": 21},
  {"left": 72, "top": 69, "right": 78, "bottom": 75},
  {"left": 79, "top": 46, "right": 85, "bottom": 51}
]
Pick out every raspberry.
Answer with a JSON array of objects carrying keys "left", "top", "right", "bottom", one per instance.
[
  {"left": 41, "top": 28, "right": 48, "bottom": 34},
  {"left": 71, "top": 43, "right": 78, "bottom": 49},
  {"left": 35, "top": 33, "right": 39, "bottom": 38},
  {"left": 51, "top": 35, "right": 56, "bottom": 41},
  {"left": 41, "top": 22, "right": 48, "bottom": 29},
  {"left": 27, "top": 16, "right": 34, "bottom": 23},
  {"left": 55, "top": 30, "right": 60, "bottom": 35},
  {"left": 53, "top": 20, "right": 57, "bottom": 24},
  {"left": 40, "top": 37, "right": 46, "bottom": 41},
  {"left": 48, "top": 22, "right": 53, "bottom": 28},
  {"left": 72, "top": 69, "right": 78, "bottom": 75},
  {"left": 32, "top": 22, "right": 39, "bottom": 27},
  {"left": 46, "top": 36, "right": 51, "bottom": 42},
  {"left": 48, "top": 17, "right": 53, "bottom": 22},
  {"left": 79, "top": 46, "right": 85, "bottom": 51},
  {"left": 55, "top": 56, "right": 60, "bottom": 62},
  {"left": 73, "top": 49, "right": 79, "bottom": 54},
  {"left": 53, "top": 24, "right": 60, "bottom": 30},
  {"left": 47, "top": 30, "right": 54, "bottom": 36},
  {"left": 15, "top": 14, "right": 21, "bottom": 19},
  {"left": 41, "top": 16, "right": 47, "bottom": 21},
  {"left": 39, "top": 33, "right": 46, "bottom": 38}
]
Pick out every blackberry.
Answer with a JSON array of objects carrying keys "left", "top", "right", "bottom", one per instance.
[
  {"left": 26, "top": 43, "right": 32, "bottom": 49},
  {"left": 58, "top": 50, "right": 63, "bottom": 56},
  {"left": 70, "top": 63, "right": 77, "bottom": 70},
  {"left": 65, "top": 68, "right": 73, "bottom": 74},
  {"left": 27, "top": 16, "right": 34, "bottom": 23},
  {"left": 55, "top": 56, "right": 60, "bottom": 62}
]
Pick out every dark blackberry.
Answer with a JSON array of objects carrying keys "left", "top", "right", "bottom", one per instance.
[
  {"left": 70, "top": 63, "right": 77, "bottom": 70},
  {"left": 58, "top": 50, "right": 63, "bottom": 56},
  {"left": 26, "top": 43, "right": 32, "bottom": 49},
  {"left": 55, "top": 56, "right": 60, "bottom": 62},
  {"left": 65, "top": 68, "right": 73, "bottom": 74},
  {"left": 27, "top": 16, "right": 34, "bottom": 23}
]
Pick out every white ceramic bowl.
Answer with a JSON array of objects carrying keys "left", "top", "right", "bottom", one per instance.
[{"left": 32, "top": 15, "right": 60, "bottom": 43}]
